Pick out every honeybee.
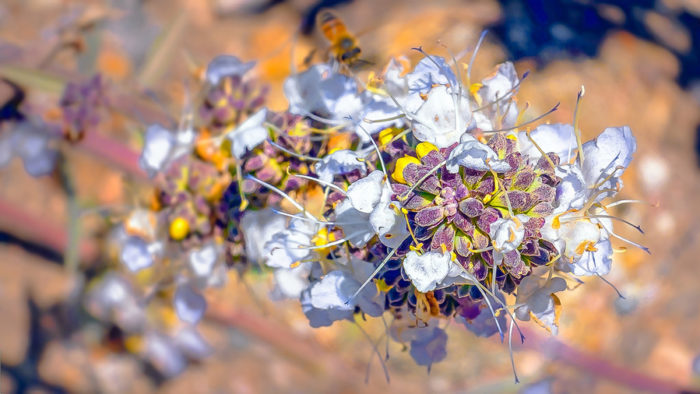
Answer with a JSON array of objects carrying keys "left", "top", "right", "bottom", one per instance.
[{"left": 316, "top": 9, "right": 362, "bottom": 65}]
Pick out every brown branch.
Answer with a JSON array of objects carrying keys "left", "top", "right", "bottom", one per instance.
[{"left": 516, "top": 327, "right": 684, "bottom": 393}]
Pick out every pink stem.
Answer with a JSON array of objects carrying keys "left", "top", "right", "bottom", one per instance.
[
  {"left": 0, "top": 197, "right": 98, "bottom": 261},
  {"left": 78, "top": 131, "right": 147, "bottom": 179}
]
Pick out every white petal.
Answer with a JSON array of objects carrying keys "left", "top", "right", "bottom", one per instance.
[
  {"left": 370, "top": 203, "right": 410, "bottom": 249},
  {"left": 144, "top": 332, "right": 186, "bottom": 377},
  {"left": 174, "top": 326, "right": 212, "bottom": 359},
  {"left": 206, "top": 55, "right": 255, "bottom": 85},
  {"left": 174, "top": 284, "right": 207, "bottom": 325},
  {"left": 240, "top": 208, "right": 287, "bottom": 264},
  {"left": 571, "top": 238, "right": 613, "bottom": 276},
  {"left": 515, "top": 275, "right": 566, "bottom": 334},
  {"left": 406, "top": 56, "right": 457, "bottom": 95},
  {"left": 479, "top": 61, "right": 519, "bottom": 104},
  {"left": 120, "top": 236, "right": 153, "bottom": 272},
  {"left": 314, "top": 149, "right": 366, "bottom": 183},
  {"left": 264, "top": 228, "right": 312, "bottom": 269},
  {"left": 383, "top": 57, "right": 409, "bottom": 98},
  {"left": 188, "top": 244, "right": 219, "bottom": 278},
  {"left": 227, "top": 107, "right": 268, "bottom": 159},
  {"left": 558, "top": 219, "right": 601, "bottom": 261},
  {"left": 301, "top": 288, "right": 352, "bottom": 328},
  {"left": 403, "top": 251, "right": 451, "bottom": 293},
  {"left": 412, "top": 86, "right": 471, "bottom": 148},
  {"left": 272, "top": 264, "right": 311, "bottom": 299},
  {"left": 446, "top": 138, "right": 510, "bottom": 173},
  {"left": 581, "top": 126, "right": 637, "bottom": 194},
  {"left": 554, "top": 165, "right": 587, "bottom": 214},
  {"left": 284, "top": 64, "right": 363, "bottom": 121},
  {"left": 518, "top": 123, "right": 577, "bottom": 164},
  {"left": 12, "top": 121, "right": 58, "bottom": 177},
  {"left": 334, "top": 199, "right": 374, "bottom": 247},
  {"left": 346, "top": 170, "right": 385, "bottom": 213},
  {"left": 356, "top": 93, "right": 403, "bottom": 141},
  {"left": 284, "top": 64, "right": 330, "bottom": 115},
  {"left": 139, "top": 124, "right": 174, "bottom": 178},
  {"left": 489, "top": 217, "right": 525, "bottom": 253},
  {"left": 309, "top": 270, "right": 356, "bottom": 311}
]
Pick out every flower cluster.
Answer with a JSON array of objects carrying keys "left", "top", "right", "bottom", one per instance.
[
  {"left": 237, "top": 51, "right": 641, "bottom": 373},
  {"left": 98, "top": 43, "right": 642, "bottom": 377}
]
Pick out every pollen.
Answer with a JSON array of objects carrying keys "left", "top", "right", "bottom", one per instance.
[
  {"left": 379, "top": 127, "right": 401, "bottom": 146},
  {"left": 312, "top": 227, "right": 336, "bottom": 255},
  {"left": 416, "top": 142, "right": 439, "bottom": 159},
  {"left": 392, "top": 155, "right": 421, "bottom": 184},
  {"left": 328, "top": 133, "right": 352, "bottom": 153}
]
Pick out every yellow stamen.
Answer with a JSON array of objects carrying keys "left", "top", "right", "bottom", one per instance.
[
  {"left": 416, "top": 142, "right": 439, "bottom": 159},
  {"left": 391, "top": 155, "right": 421, "bottom": 184}
]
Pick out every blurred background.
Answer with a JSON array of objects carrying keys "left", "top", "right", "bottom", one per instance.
[{"left": 1, "top": 0, "right": 699, "bottom": 392}]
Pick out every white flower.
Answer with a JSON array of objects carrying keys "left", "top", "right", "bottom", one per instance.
[
  {"left": 284, "top": 64, "right": 363, "bottom": 121},
  {"left": 446, "top": 135, "right": 511, "bottom": 173},
  {"left": 314, "top": 149, "right": 366, "bottom": 183},
  {"left": 334, "top": 199, "right": 375, "bottom": 247},
  {"left": 337, "top": 170, "right": 409, "bottom": 248},
  {"left": 301, "top": 287, "right": 353, "bottom": 328},
  {"left": 382, "top": 57, "right": 410, "bottom": 99},
  {"left": 187, "top": 244, "right": 227, "bottom": 289},
  {"left": 264, "top": 216, "right": 316, "bottom": 269},
  {"left": 553, "top": 164, "right": 587, "bottom": 214},
  {"left": 174, "top": 283, "right": 207, "bottom": 325},
  {"left": 412, "top": 85, "right": 472, "bottom": 148},
  {"left": 406, "top": 56, "right": 458, "bottom": 96},
  {"left": 403, "top": 251, "right": 451, "bottom": 293},
  {"left": 479, "top": 61, "right": 518, "bottom": 105},
  {"left": 120, "top": 236, "right": 161, "bottom": 272},
  {"left": 188, "top": 244, "right": 219, "bottom": 279},
  {"left": 489, "top": 217, "right": 525, "bottom": 253},
  {"left": 345, "top": 170, "right": 388, "bottom": 214},
  {"left": 302, "top": 267, "right": 383, "bottom": 327},
  {"left": 570, "top": 237, "right": 613, "bottom": 276},
  {"left": 240, "top": 208, "right": 287, "bottom": 264},
  {"left": 85, "top": 274, "right": 145, "bottom": 331},
  {"left": 518, "top": 123, "right": 578, "bottom": 164},
  {"left": 225, "top": 107, "right": 268, "bottom": 160},
  {"left": 173, "top": 326, "right": 212, "bottom": 359},
  {"left": 581, "top": 126, "right": 637, "bottom": 199},
  {"left": 369, "top": 201, "right": 410, "bottom": 249},
  {"left": 144, "top": 332, "right": 186, "bottom": 377},
  {"left": 205, "top": 55, "right": 255, "bottom": 85},
  {"left": 515, "top": 269, "right": 567, "bottom": 334},
  {"left": 272, "top": 264, "right": 311, "bottom": 299},
  {"left": 10, "top": 121, "right": 58, "bottom": 177},
  {"left": 138, "top": 123, "right": 196, "bottom": 178},
  {"left": 474, "top": 62, "right": 520, "bottom": 130},
  {"left": 355, "top": 93, "right": 404, "bottom": 141},
  {"left": 139, "top": 124, "right": 175, "bottom": 178},
  {"left": 284, "top": 64, "right": 400, "bottom": 142}
]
